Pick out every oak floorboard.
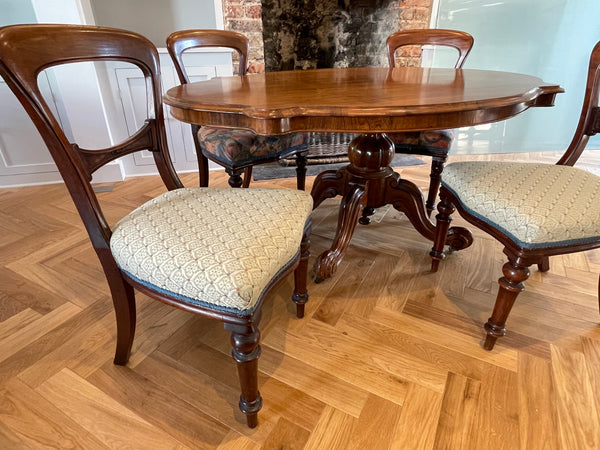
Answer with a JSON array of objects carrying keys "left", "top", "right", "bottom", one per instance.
[
  {"left": 88, "top": 362, "right": 230, "bottom": 448},
  {"left": 346, "top": 394, "right": 402, "bottom": 450},
  {"left": 473, "top": 365, "right": 520, "bottom": 450},
  {"left": 433, "top": 372, "right": 481, "bottom": 450},
  {"left": 551, "top": 344, "right": 600, "bottom": 449},
  {"left": 517, "top": 353, "right": 561, "bottom": 450},
  {"left": 36, "top": 369, "right": 184, "bottom": 449},
  {"left": 390, "top": 383, "right": 443, "bottom": 450},
  {"left": 260, "top": 417, "right": 311, "bottom": 450},
  {"left": 2, "top": 152, "right": 600, "bottom": 447},
  {"left": 302, "top": 406, "right": 356, "bottom": 450},
  {"left": 0, "top": 377, "right": 107, "bottom": 449}
]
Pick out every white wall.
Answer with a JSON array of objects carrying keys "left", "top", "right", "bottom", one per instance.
[{"left": 88, "top": 0, "right": 218, "bottom": 48}]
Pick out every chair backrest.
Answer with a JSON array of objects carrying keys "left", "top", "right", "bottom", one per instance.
[
  {"left": 0, "top": 24, "right": 182, "bottom": 254},
  {"left": 557, "top": 40, "right": 600, "bottom": 166},
  {"left": 166, "top": 29, "right": 250, "bottom": 84},
  {"left": 386, "top": 29, "right": 474, "bottom": 69}
]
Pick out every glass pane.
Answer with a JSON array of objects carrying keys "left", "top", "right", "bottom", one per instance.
[
  {"left": 0, "top": 0, "right": 36, "bottom": 27},
  {"left": 434, "top": 0, "right": 600, "bottom": 154}
]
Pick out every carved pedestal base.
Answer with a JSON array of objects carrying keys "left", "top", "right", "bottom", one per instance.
[{"left": 311, "top": 133, "right": 472, "bottom": 282}]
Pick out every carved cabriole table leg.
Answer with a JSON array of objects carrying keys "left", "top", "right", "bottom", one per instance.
[{"left": 313, "top": 182, "right": 368, "bottom": 282}]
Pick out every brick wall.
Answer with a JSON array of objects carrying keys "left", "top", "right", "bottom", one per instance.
[{"left": 221, "top": 0, "right": 433, "bottom": 70}]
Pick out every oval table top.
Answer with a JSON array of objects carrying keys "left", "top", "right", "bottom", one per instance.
[{"left": 163, "top": 67, "right": 563, "bottom": 135}]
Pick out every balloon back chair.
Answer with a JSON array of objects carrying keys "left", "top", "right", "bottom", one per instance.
[
  {"left": 430, "top": 40, "right": 600, "bottom": 351},
  {"left": 385, "top": 29, "right": 474, "bottom": 216},
  {"left": 167, "top": 29, "right": 309, "bottom": 190},
  {"left": 0, "top": 24, "right": 313, "bottom": 427}
]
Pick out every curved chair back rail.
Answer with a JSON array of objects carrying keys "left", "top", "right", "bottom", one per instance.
[
  {"left": 167, "top": 28, "right": 250, "bottom": 82},
  {"left": 430, "top": 40, "right": 600, "bottom": 351},
  {"left": 386, "top": 28, "right": 474, "bottom": 69},
  {"left": 0, "top": 24, "right": 312, "bottom": 428}
]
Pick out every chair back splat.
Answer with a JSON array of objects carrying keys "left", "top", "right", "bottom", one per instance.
[
  {"left": 0, "top": 24, "right": 313, "bottom": 428},
  {"left": 430, "top": 40, "right": 600, "bottom": 352}
]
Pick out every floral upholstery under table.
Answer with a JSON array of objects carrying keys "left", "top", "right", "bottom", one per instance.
[
  {"left": 387, "top": 130, "right": 454, "bottom": 154},
  {"left": 199, "top": 127, "right": 309, "bottom": 168}
]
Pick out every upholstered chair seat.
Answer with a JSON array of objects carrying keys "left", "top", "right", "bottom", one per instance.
[
  {"left": 387, "top": 130, "right": 454, "bottom": 155},
  {"left": 111, "top": 187, "right": 313, "bottom": 314},
  {"left": 199, "top": 127, "right": 308, "bottom": 169},
  {"left": 441, "top": 161, "right": 600, "bottom": 249}
]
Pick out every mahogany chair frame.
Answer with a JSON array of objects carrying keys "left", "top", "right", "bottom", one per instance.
[
  {"left": 386, "top": 29, "right": 474, "bottom": 215},
  {"left": 0, "top": 24, "right": 310, "bottom": 428},
  {"left": 430, "top": 40, "right": 600, "bottom": 351},
  {"left": 167, "top": 29, "right": 308, "bottom": 189}
]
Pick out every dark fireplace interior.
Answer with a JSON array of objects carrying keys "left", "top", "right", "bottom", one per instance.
[{"left": 261, "top": 0, "right": 401, "bottom": 71}]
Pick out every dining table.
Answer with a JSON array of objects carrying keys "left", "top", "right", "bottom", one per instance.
[{"left": 164, "top": 67, "right": 563, "bottom": 282}]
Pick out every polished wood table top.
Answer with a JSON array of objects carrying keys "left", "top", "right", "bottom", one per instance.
[
  {"left": 164, "top": 67, "right": 562, "bottom": 135},
  {"left": 165, "top": 67, "right": 563, "bottom": 282}
]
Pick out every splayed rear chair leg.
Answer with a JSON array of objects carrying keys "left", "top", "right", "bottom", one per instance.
[{"left": 292, "top": 225, "right": 311, "bottom": 318}]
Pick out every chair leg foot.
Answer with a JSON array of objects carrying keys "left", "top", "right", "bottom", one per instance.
[
  {"left": 225, "top": 322, "right": 263, "bottom": 428},
  {"left": 482, "top": 333, "right": 499, "bottom": 351},
  {"left": 359, "top": 207, "right": 376, "bottom": 225},
  {"left": 245, "top": 412, "right": 258, "bottom": 428},
  {"left": 482, "top": 258, "right": 530, "bottom": 351}
]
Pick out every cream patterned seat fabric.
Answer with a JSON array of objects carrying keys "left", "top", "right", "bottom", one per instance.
[
  {"left": 442, "top": 161, "right": 600, "bottom": 249},
  {"left": 111, "top": 188, "right": 313, "bottom": 315}
]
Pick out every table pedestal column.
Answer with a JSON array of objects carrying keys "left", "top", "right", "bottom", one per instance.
[{"left": 310, "top": 133, "right": 473, "bottom": 282}]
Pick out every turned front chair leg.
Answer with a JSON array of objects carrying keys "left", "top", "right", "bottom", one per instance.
[
  {"left": 227, "top": 168, "right": 245, "bottom": 188},
  {"left": 430, "top": 194, "right": 454, "bottom": 272},
  {"left": 225, "top": 322, "right": 262, "bottom": 428},
  {"left": 292, "top": 225, "right": 311, "bottom": 318},
  {"left": 426, "top": 154, "right": 447, "bottom": 215},
  {"left": 483, "top": 258, "right": 530, "bottom": 350}
]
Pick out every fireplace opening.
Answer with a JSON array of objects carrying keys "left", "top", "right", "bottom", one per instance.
[{"left": 260, "top": 0, "right": 401, "bottom": 71}]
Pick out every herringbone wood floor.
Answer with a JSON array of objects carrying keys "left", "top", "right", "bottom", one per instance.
[{"left": 1, "top": 152, "right": 600, "bottom": 449}]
